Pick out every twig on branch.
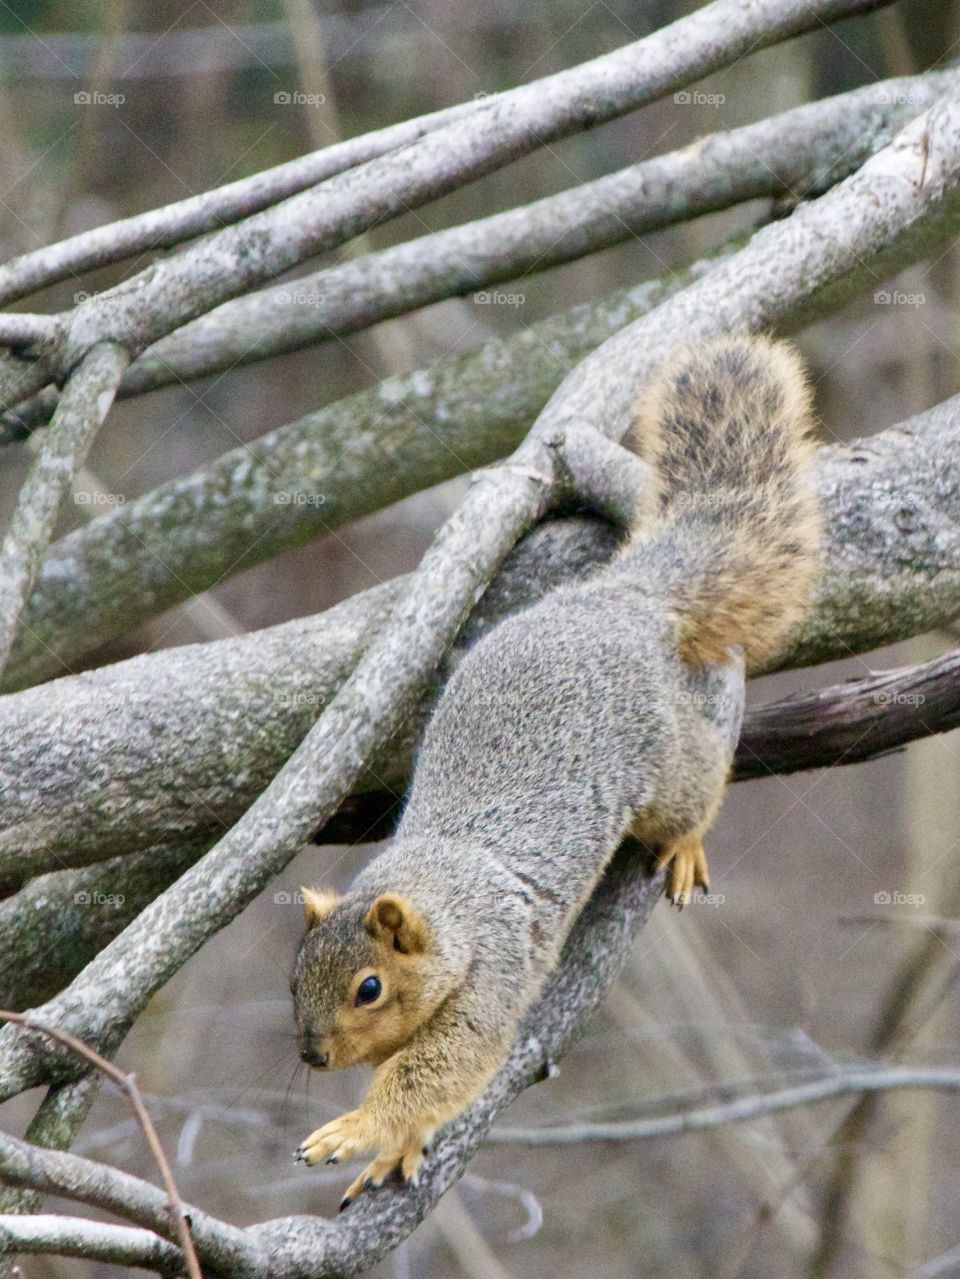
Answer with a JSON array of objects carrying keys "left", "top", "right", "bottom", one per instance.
[
  {"left": 0, "top": 1011, "right": 202, "bottom": 1279},
  {"left": 487, "top": 1066, "right": 960, "bottom": 1144},
  {"left": 128, "top": 70, "right": 953, "bottom": 394},
  {"left": 0, "top": 341, "right": 128, "bottom": 676}
]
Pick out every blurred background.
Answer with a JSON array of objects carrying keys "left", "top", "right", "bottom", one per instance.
[{"left": 2, "top": 1, "right": 960, "bottom": 1275}]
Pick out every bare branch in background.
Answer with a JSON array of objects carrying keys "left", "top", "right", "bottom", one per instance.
[{"left": 487, "top": 1066, "right": 960, "bottom": 1144}]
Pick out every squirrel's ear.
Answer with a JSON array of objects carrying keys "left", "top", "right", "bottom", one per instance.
[
  {"left": 301, "top": 887, "right": 339, "bottom": 929},
  {"left": 365, "top": 893, "right": 431, "bottom": 955}
]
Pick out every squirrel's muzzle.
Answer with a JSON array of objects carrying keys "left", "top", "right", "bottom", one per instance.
[{"left": 300, "top": 1043, "right": 330, "bottom": 1069}]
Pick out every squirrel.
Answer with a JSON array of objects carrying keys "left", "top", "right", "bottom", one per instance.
[{"left": 290, "top": 335, "right": 822, "bottom": 1208}]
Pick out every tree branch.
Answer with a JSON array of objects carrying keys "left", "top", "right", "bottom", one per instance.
[
  {"left": 0, "top": 97, "right": 487, "bottom": 307},
  {"left": 0, "top": 1215, "right": 182, "bottom": 1272},
  {"left": 127, "top": 70, "right": 952, "bottom": 394},
  {"left": 0, "top": 342, "right": 128, "bottom": 675},
  {"left": 487, "top": 1066, "right": 960, "bottom": 1144}
]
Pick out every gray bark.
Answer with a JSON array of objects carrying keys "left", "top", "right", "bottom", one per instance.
[{"left": 0, "top": 344, "right": 129, "bottom": 675}]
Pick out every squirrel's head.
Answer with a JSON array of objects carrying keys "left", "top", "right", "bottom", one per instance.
[{"left": 290, "top": 887, "right": 439, "bottom": 1071}]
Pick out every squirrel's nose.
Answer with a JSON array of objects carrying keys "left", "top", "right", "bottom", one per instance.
[{"left": 301, "top": 1045, "right": 329, "bottom": 1069}]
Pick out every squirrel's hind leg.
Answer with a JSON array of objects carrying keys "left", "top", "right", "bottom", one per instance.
[{"left": 656, "top": 829, "right": 710, "bottom": 909}]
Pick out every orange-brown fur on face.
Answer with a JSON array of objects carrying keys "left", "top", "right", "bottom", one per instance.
[
  {"left": 626, "top": 334, "right": 822, "bottom": 671},
  {"left": 291, "top": 890, "right": 442, "bottom": 1071}
]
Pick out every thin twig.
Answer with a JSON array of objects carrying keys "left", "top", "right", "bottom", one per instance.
[
  {"left": 486, "top": 1066, "right": 960, "bottom": 1144},
  {"left": 0, "top": 1010, "right": 202, "bottom": 1279}
]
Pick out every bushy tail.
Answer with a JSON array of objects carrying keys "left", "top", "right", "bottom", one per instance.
[{"left": 625, "top": 335, "right": 822, "bottom": 671}]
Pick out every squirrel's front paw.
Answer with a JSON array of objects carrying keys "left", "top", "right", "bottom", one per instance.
[
  {"left": 294, "top": 1108, "right": 372, "bottom": 1168},
  {"left": 339, "top": 1127, "right": 435, "bottom": 1210}
]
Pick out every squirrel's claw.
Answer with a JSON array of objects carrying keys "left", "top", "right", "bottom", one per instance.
[
  {"left": 658, "top": 832, "right": 710, "bottom": 908},
  {"left": 340, "top": 1131, "right": 432, "bottom": 1204},
  {"left": 296, "top": 1108, "right": 371, "bottom": 1168}
]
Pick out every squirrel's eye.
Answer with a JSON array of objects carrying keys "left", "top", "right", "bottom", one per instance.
[{"left": 355, "top": 975, "right": 382, "bottom": 1006}]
